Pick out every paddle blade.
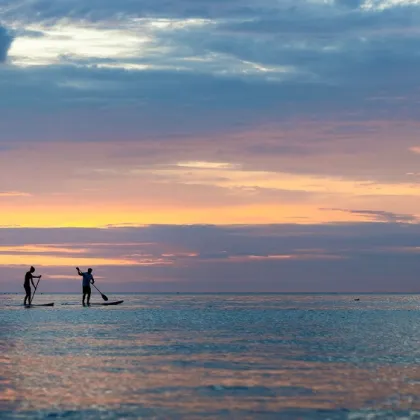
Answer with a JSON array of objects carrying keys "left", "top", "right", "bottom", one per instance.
[{"left": 92, "top": 283, "right": 109, "bottom": 301}]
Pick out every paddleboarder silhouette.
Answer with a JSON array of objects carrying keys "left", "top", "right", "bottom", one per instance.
[
  {"left": 24, "top": 266, "right": 41, "bottom": 306},
  {"left": 76, "top": 267, "right": 95, "bottom": 306}
]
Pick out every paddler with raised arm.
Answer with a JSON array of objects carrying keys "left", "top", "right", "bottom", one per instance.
[{"left": 76, "top": 267, "right": 95, "bottom": 306}]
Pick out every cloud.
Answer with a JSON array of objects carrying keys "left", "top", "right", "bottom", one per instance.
[
  {"left": 1, "top": 223, "right": 420, "bottom": 292},
  {"left": 336, "top": 0, "right": 364, "bottom": 8},
  {"left": 0, "top": 26, "right": 13, "bottom": 62},
  {"left": 3, "top": 0, "right": 420, "bottom": 88},
  {"left": 0, "top": 0, "right": 250, "bottom": 22},
  {"left": 0, "top": 191, "right": 31, "bottom": 197},
  {"left": 2, "top": 0, "right": 420, "bottom": 132},
  {"left": 323, "top": 208, "right": 419, "bottom": 223},
  {"left": 4, "top": 0, "right": 418, "bottom": 199}
]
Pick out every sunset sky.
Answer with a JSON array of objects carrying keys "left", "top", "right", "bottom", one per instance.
[{"left": 1, "top": 0, "right": 420, "bottom": 292}]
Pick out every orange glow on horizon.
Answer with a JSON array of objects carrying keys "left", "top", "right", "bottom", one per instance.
[
  {"left": 0, "top": 204, "right": 370, "bottom": 228},
  {"left": 0, "top": 254, "right": 142, "bottom": 267}
]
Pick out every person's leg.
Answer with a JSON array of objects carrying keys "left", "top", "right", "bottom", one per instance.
[
  {"left": 87, "top": 287, "right": 91, "bottom": 305},
  {"left": 24, "top": 286, "right": 30, "bottom": 305},
  {"left": 82, "top": 287, "right": 86, "bottom": 305}
]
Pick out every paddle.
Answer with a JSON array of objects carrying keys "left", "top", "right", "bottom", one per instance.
[
  {"left": 92, "top": 283, "right": 108, "bottom": 301},
  {"left": 30, "top": 276, "right": 41, "bottom": 305}
]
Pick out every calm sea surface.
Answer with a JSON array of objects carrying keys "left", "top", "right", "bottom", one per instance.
[{"left": 2, "top": 293, "right": 420, "bottom": 419}]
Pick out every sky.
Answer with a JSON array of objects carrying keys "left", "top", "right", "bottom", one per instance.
[{"left": 1, "top": 0, "right": 420, "bottom": 292}]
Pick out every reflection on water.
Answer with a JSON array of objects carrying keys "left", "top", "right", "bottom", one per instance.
[{"left": 2, "top": 294, "right": 420, "bottom": 418}]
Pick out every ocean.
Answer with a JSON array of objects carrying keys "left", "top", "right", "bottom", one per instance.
[{"left": 2, "top": 293, "right": 420, "bottom": 419}]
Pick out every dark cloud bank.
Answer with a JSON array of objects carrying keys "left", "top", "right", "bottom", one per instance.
[
  {"left": 2, "top": 0, "right": 420, "bottom": 130},
  {"left": 1, "top": 222, "right": 420, "bottom": 292}
]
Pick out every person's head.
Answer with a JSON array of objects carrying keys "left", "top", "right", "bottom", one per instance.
[
  {"left": 30, "top": 266, "right": 35, "bottom": 273},
  {"left": 88, "top": 268, "right": 93, "bottom": 273}
]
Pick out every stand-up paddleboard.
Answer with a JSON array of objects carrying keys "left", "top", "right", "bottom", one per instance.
[
  {"left": 61, "top": 301, "right": 124, "bottom": 306},
  {"left": 24, "top": 303, "right": 55, "bottom": 308},
  {"left": 88, "top": 300, "right": 124, "bottom": 306}
]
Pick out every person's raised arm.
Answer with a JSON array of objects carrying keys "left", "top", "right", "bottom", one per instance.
[{"left": 76, "top": 267, "right": 82, "bottom": 276}]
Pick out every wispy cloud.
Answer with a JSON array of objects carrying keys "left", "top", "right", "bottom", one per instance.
[
  {"left": 175, "top": 161, "right": 240, "bottom": 170},
  {"left": 0, "top": 191, "right": 31, "bottom": 197},
  {"left": 324, "top": 208, "right": 419, "bottom": 223}
]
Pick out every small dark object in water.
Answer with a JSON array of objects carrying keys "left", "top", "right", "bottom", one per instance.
[{"left": 354, "top": 298, "right": 360, "bottom": 301}]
